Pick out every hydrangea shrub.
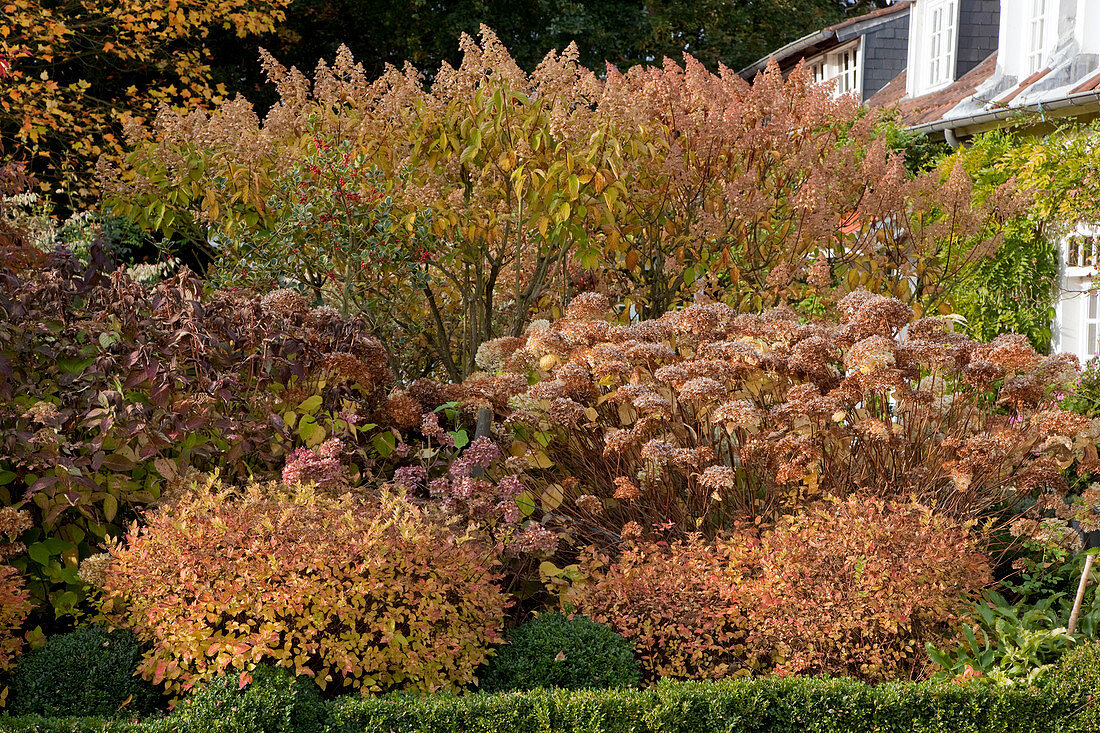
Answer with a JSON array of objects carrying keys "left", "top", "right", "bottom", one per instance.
[{"left": 477, "top": 290, "right": 1094, "bottom": 547}]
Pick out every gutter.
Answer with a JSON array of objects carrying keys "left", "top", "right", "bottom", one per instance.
[{"left": 908, "top": 88, "right": 1100, "bottom": 139}]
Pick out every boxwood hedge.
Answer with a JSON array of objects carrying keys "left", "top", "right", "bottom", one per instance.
[{"left": 0, "top": 676, "right": 1092, "bottom": 733}]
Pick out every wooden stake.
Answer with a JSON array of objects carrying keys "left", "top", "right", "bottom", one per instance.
[{"left": 1068, "top": 553, "right": 1096, "bottom": 636}]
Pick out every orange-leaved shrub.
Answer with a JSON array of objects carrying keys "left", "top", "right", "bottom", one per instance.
[
  {"left": 568, "top": 536, "right": 755, "bottom": 681},
  {"left": 98, "top": 479, "right": 508, "bottom": 697},
  {"left": 748, "top": 496, "right": 992, "bottom": 682},
  {"left": 571, "top": 496, "right": 991, "bottom": 683},
  {"left": 0, "top": 507, "right": 33, "bottom": 686}
]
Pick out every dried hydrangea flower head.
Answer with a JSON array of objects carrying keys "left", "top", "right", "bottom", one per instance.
[
  {"left": 490, "top": 292, "right": 1088, "bottom": 546},
  {"left": 564, "top": 292, "right": 611, "bottom": 321}
]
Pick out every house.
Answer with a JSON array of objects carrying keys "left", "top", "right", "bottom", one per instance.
[
  {"left": 738, "top": 2, "right": 913, "bottom": 103},
  {"left": 740, "top": 0, "right": 1100, "bottom": 363}
]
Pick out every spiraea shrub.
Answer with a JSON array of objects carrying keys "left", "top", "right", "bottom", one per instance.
[
  {"left": 474, "top": 290, "right": 1093, "bottom": 547},
  {"left": 0, "top": 250, "right": 394, "bottom": 618},
  {"left": 571, "top": 497, "right": 991, "bottom": 682},
  {"left": 746, "top": 496, "right": 992, "bottom": 681},
  {"left": 567, "top": 536, "right": 755, "bottom": 682},
  {"left": 479, "top": 612, "right": 640, "bottom": 692},
  {"left": 0, "top": 507, "right": 32, "bottom": 692},
  {"left": 98, "top": 479, "right": 509, "bottom": 697}
]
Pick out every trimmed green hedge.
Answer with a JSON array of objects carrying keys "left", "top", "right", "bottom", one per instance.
[
  {"left": 479, "top": 613, "right": 641, "bottom": 692},
  {"left": 0, "top": 677, "right": 1092, "bottom": 733}
]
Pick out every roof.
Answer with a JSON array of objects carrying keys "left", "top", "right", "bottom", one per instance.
[
  {"left": 909, "top": 43, "right": 1100, "bottom": 137},
  {"left": 738, "top": 1, "right": 912, "bottom": 78},
  {"left": 866, "top": 52, "right": 998, "bottom": 127}
]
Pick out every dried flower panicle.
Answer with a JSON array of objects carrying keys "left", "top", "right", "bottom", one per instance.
[{"left": 282, "top": 438, "right": 346, "bottom": 493}]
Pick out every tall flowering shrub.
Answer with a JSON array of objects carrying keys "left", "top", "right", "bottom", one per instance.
[
  {"left": 99, "top": 480, "right": 508, "bottom": 697},
  {"left": 107, "top": 27, "right": 1019, "bottom": 379},
  {"left": 472, "top": 291, "right": 1093, "bottom": 546}
]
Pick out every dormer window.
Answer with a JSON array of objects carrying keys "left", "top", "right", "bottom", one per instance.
[
  {"left": 806, "top": 41, "right": 861, "bottom": 97},
  {"left": 1027, "top": 0, "right": 1052, "bottom": 73},
  {"left": 926, "top": 0, "right": 957, "bottom": 89},
  {"left": 907, "top": 0, "right": 958, "bottom": 97},
  {"left": 835, "top": 45, "right": 858, "bottom": 94}
]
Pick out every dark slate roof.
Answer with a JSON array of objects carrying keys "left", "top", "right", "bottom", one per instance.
[{"left": 738, "top": 1, "right": 913, "bottom": 79}]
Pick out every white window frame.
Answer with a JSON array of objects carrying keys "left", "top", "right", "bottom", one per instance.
[
  {"left": 907, "top": 0, "right": 959, "bottom": 97},
  {"left": 809, "top": 57, "right": 826, "bottom": 85},
  {"left": 806, "top": 40, "right": 862, "bottom": 98},
  {"left": 925, "top": 0, "right": 958, "bottom": 90},
  {"left": 1085, "top": 290, "right": 1100, "bottom": 359},
  {"left": 1026, "top": 0, "right": 1054, "bottom": 74},
  {"left": 1056, "top": 224, "right": 1100, "bottom": 363}
]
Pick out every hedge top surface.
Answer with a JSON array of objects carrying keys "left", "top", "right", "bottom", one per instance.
[{"left": 3, "top": 675, "right": 1082, "bottom": 733}]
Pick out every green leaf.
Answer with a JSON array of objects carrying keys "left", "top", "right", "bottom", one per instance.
[
  {"left": 102, "top": 453, "right": 136, "bottom": 472},
  {"left": 57, "top": 357, "right": 95, "bottom": 375},
  {"left": 297, "top": 415, "right": 323, "bottom": 446},
  {"left": 515, "top": 491, "right": 536, "bottom": 518},
  {"left": 373, "top": 432, "right": 396, "bottom": 458},
  {"left": 0, "top": 471, "right": 15, "bottom": 486},
  {"left": 103, "top": 494, "right": 118, "bottom": 523},
  {"left": 298, "top": 395, "right": 323, "bottom": 414},
  {"left": 41, "top": 537, "right": 71, "bottom": 555},
  {"left": 54, "top": 591, "right": 79, "bottom": 615},
  {"left": 27, "top": 542, "right": 51, "bottom": 567},
  {"left": 452, "top": 430, "right": 469, "bottom": 449}
]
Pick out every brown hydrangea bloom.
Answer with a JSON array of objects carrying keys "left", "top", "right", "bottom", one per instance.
[
  {"left": 713, "top": 400, "right": 763, "bottom": 430},
  {"left": 565, "top": 292, "right": 611, "bottom": 321},
  {"left": 787, "top": 335, "right": 840, "bottom": 383},
  {"left": 613, "top": 476, "right": 641, "bottom": 501},
  {"left": 260, "top": 288, "right": 310, "bottom": 317},
  {"left": 973, "top": 333, "right": 1040, "bottom": 373},
  {"left": 844, "top": 335, "right": 896, "bottom": 373},
  {"left": 677, "top": 377, "right": 725, "bottom": 402},
  {"left": 620, "top": 520, "right": 643, "bottom": 540},
  {"left": 699, "top": 465, "right": 738, "bottom": 491},
  {"left": 576, "top": 494, "right": 603, "bottom": 514},
  {"left": 383, "top": 389, "right": 423, "bottom": 429},
  {"left": 475, "top": 337, "right": 526, "bottom": 373}
]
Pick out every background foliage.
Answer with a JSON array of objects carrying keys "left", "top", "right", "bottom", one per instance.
[{"left": 0, "top": 0, "right": 293, "bottom": 206}]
